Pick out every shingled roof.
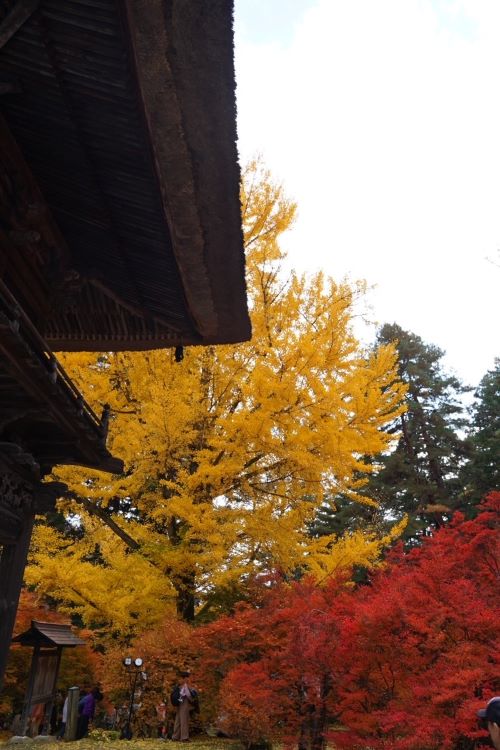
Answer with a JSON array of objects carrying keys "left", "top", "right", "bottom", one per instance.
[
  {"left": 0, "top": 0, "right": 250, "bottom": 350},
  {"left": 12, "top": 620, "right": 85, "bottom": 647}
]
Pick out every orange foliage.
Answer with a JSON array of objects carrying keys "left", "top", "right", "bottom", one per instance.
[
  {"left": 1, "top": 590, "right": 98, "bottom": 718},
  {"left": 91, "top": 616, "right": 195, "bottom": 731}
]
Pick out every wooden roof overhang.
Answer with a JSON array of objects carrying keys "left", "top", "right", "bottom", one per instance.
[
  {"left": 0, "top": 0, "right": 250, "bottom": 351},
  {"left": 0, "top": 116, "right": 123, "bottom": 499},
  {"left": 12, "top": 620, "right": 85, "bottom": 647},
  {"left": 0, "top": 278, "right": 124, "bottom": 478}
]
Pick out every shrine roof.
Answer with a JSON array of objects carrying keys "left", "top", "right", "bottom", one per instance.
[
  {"left": 13, "top": 620, "right": 85, "bottom": 647},
  {"left": 0, "top": 0, "right": 250, "bottom": 350}
]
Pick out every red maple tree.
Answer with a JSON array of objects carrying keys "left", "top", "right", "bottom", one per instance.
[
  {"left": 194, "top": 575, "right": 348, "bottom": 749},
  {"left": 334, "top": 493, "right": 500, "bottom": 750},
  {"left": 194, "top": 495, "right": 499, "bottom": 750}
]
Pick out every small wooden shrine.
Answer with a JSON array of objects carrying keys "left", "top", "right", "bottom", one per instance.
[
  {"left": 0, "top": 0, "right": 250, "bottom": 690},
  {"left": 12, "top": 620, "right": 84, "bottom": 736}
]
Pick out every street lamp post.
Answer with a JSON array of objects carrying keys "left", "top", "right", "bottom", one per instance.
[{"left": 120, "top": 657, "right": 146, "bottom": 740}]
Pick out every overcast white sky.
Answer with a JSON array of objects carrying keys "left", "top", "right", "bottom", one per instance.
[{"left": 234, "top": 0, "right": 499, "bottom": 388}]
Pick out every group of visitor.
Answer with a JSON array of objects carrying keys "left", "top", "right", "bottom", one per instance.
[
  {"left": 55, "top": 685, "right": 103, "bottom": 740},
  {"left": 54, "top": 671, "right": 198, "bottom": 741},
  {"left": 10, "top": 675, "right": 498, "bottom": 746}
]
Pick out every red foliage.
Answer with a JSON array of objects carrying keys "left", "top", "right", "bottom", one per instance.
[
  {"left": 333, "top": 493, "right": 500, "bottom": 750},
  {"left": 194, "top": 577, "right": 349, "bottom": 747},
  {"left": 194, "top": 495, "right": 499, "bottom": 750}
]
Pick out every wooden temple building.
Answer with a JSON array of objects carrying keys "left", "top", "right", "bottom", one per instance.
[{"left": 0, "top": 0, "right": 250, "bottom": 691}]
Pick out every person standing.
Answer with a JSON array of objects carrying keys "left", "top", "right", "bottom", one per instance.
[
  {"left": 156, "top": 700, "right": 167, "bottom": 739},
  {"left": 76, "top": 686, "right": 103, "bottom": 739},
  {"left": 57, "top": 695, "right": 68, "bottom": 740},
  {"left": 171, "top": 671, "right": 198, "bottom": 742},
  {"left": 477, "top": 697, "right": 500, "bottom": 750}
]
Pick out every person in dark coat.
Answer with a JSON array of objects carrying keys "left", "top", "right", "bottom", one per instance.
[
  {"left": 478, "top": 697, "right": 500, "bottom": 750},
  {"left": 171, "top": 671, "right": 198, "bottom": 742}
]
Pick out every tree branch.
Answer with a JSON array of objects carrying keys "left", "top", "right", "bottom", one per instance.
[{"left": 67, "top": 491, "right": 141, "bottom": 551}]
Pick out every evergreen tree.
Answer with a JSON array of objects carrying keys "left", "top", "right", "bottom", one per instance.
[
  {"left": 460, "top": 358, "right": 500, "bottom": 510},
  {"left": 310, "top": 324, "right": 471, "bottom": 542},
  {"left": 308, "top": 496, "right": 381, "bottom": 537},
  {"left": 365, "top": 324, "right": 471, "bottom": 538}
]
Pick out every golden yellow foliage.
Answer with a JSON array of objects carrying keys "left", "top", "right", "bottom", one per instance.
[
  {"left": 27, "top": 520, "right": 175, "bottom": 638},
  {"left": 304, "top": 515, "right": 409, "bottom": 582},
  {"left": 27, "top": 161, "right": 406, "bottom": 634}
]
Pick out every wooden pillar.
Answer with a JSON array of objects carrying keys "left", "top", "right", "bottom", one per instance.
[
  {"left": 41, "top": 645, "right": 62, "bottom": 735},
  {"left": 0, "top": 511, "right": 34, "bottom": 692},
  {"left": 20, "top": 643, "right": 40, "bottom": 736},
  {"left": 65, "top": 686, "right": 80, "bottom": 741},
  {"left": 0, "top": 466, "right": 63, "bottom": 692}
]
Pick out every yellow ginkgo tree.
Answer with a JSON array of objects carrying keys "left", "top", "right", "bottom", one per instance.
[{"left": 27, "top": 161, "right": 406, "bottom": 636}]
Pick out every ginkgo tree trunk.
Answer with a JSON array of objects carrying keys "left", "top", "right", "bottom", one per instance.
[{"left": 27, "top": 161, "right": 405, "bottom": 635}]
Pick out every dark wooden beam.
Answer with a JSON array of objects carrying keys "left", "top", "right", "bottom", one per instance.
[
  {"left": 0, "top": 502, "right": 23, "bottom": 543},
  {"left": 0, "top": 512, "right": 34, "bottom": 692},
  {"left": 33, "top": 481, "right": 67, "bottom": 513},
  {"left": 0, "top": 298, "right": 123, "bottom": 474},
  {"left": 0, "top": 1, "right": 39, "bottom": 50},
  {"left": 0, "top": 79, "right": 21, "bottom": 95}
]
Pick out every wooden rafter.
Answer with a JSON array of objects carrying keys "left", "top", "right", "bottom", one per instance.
[{"left": 0, "top": 0, "right": 39, "bottom": 50}]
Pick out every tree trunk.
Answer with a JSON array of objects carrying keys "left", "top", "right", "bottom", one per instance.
[{"left": 175, "top": 570, "right": 196, "bottom": 622}]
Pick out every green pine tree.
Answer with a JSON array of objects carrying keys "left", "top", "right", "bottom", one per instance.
[
  {"left": 366, "top": 324, "right": 471, "bottom": 539},
  {"left": 309, "top": 324, "right": 471, "bottom": 543},
  {"left": 460, "top": 358, "right": 500, "bottom": 511}
]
